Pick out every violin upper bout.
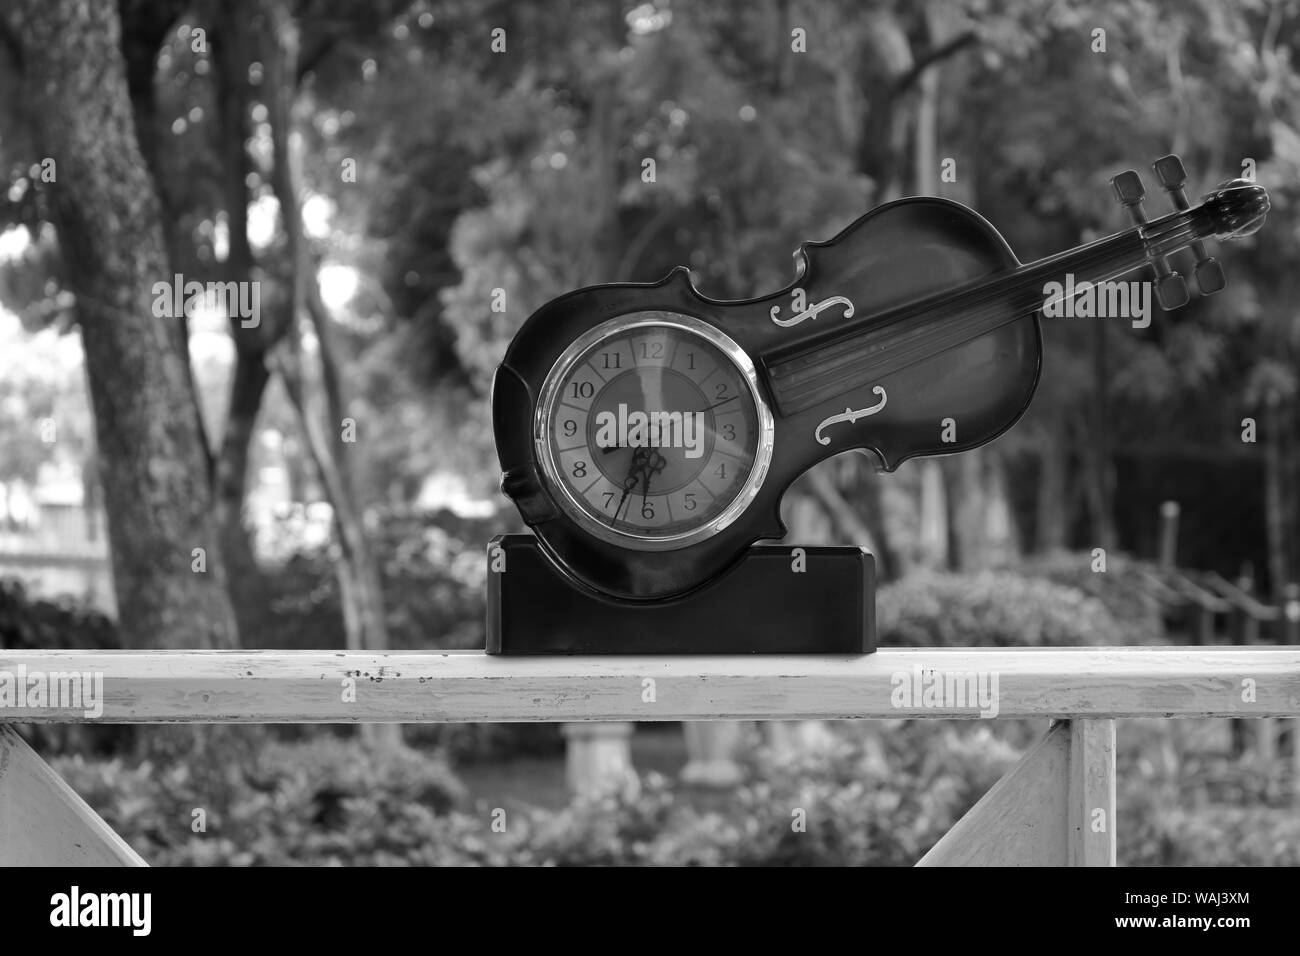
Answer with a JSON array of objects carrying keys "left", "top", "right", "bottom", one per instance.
[
  {"left": 661, "top": 264, "right": 696, "bottom": 288},
  {"left": 791, "top": 241, "right": 813, "bottom": 281}
]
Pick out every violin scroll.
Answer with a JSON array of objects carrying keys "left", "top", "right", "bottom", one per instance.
[{"left": 1200, "top": 178, "right": 1270, "bottom": 241}]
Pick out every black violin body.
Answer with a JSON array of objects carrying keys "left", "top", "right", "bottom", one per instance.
[{"left": 493, "top": 157, "right": 1268, "bottom": 603}]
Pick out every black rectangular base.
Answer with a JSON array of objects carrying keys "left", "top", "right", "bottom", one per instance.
[{"left": 485, "top": 534, "right": 875, "bottom": 655}]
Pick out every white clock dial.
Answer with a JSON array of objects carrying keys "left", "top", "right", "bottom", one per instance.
[{"left": 536, "top": 313, "right": 773, "bottom": 550}]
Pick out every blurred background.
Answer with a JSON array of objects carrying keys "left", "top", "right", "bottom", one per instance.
[{"left": 0, "top": 0, "right": 1298, "bottom": 865}]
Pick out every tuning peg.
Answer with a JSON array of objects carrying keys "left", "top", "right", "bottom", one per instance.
[
  {"left": 1152, "top": 154, "right": 1226, "bottom": 295},
  {"left": 1111, "top": 169, "right": 1189, "bottom": 310}
]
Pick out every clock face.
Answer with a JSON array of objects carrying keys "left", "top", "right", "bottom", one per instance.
[{"left": 536, "top": 313, "right": 773, "bottom": 550}]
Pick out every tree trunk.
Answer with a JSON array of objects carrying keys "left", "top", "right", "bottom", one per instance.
[
  {"left": 215, "top": 351, "right": 272, "bottom": 642},
  {"left": 1284, "top": 402, "right": 1300, "bottom": 599},
  {"left": 806, "top": 462, "right": 877, "bottom": 552},
  {"left": 118, "top": 0, "right": 211, "bottom": 477},
  {"left": 274, "top": 347, "right": 400, "bottom": 749},
  {"left": 7, "top": 0, "right": 237, "bottom": 649},
  {"left": 1087, "top": 321, "right": 1117, "bottom": 551},
  {"left": 983, "top": 450, "right": 1019, "bottom": 563},
  {"left": 211, "top": 0, "right": 279, "bottom": 644},
  {"left": 1035, "top": 411, "right": 1069, "bottom": 552},
  {"left": 947, "top": 452, "right": 988, "bottom": 572},
  {"left": 844, "top": 454, "right": 896, "bottom": 578},
  {"left": 1263, "top": 400, "right": 1288, "bottom": 600},
  {"left": 264, "top": 0, "right": 399, "bottom": 748}
]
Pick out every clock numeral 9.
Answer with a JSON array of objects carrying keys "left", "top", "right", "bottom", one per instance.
[{"left": 563, "top": 419, "right": 577, "bottom": 438}]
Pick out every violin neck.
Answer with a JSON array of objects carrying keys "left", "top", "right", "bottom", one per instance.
[
  {"left": 767, "top": 204, "right": 1208, "bottom": 417},
  {"left": 1022, "top": 203, "right": 1205, "bottom": 311}
]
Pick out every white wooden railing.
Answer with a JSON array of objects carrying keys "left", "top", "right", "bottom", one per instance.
[{"left": 1, "top": 646, "right": 1298, "bottom": 866}]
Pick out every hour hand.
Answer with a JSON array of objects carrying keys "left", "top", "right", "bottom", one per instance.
[{"left": 611, "top": 446, "right": 649, "bottom": 524}]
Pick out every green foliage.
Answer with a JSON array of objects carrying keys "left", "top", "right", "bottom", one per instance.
[{"left": 877, "top": 570, "right": 1126, "bottom": 646}]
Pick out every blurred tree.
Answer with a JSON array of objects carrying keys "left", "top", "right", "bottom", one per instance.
[
  {"left": 2, "top": 0, "right": 1297, "bottom": 626},
  {"left": 1, "top": 0, "right": 237, "bottom": 648}
]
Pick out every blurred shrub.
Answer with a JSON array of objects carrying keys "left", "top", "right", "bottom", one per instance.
[
  {"left": 1007, "top": 550, "right": 1166, "bottom": 643},
  {"left": 0, "top": 578, "right": 119, "bottom": 650},
  {"left": 404, "top": 721, "right": 564, "bottom": 764},
  {"left": 518, "top": 776, "right": 690, "bottom": 866},
  {"left": 252, "top": 509, "right": 568, "bottom": 761},
  {"left": 254, "top": 509, "right": 492, "bottom": 651},
  {"left": 0, "top": 508, "right": 496, "bottom": 655},
  {"left": 1122, "top": 805, "right": 1300, "bottom": 866},
  {"left": 1117, "top": 719, "right": 1300, "bottom": 865},
  {"left": 877, "top": 570, "right": 1125, "bottom": 646},
  {"left": 717, "top": 721, "right": 1019, "bottom": 866},
  {"left": 0, "top": 579, "right": 127, "bottom": 754},
  {"left": 55, "top": 733, "right": 474, "bottom": 866},
  {"left": 48, "top": 716, "right": 1300, "bottom": 866},
  {"left": 55, "top": 721, "right": 1013, "bottom": 866}
]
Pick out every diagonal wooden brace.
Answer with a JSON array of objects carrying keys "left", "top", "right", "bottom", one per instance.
[{"left": 916, "top": 719, "right": 1116, "bottom": 866}]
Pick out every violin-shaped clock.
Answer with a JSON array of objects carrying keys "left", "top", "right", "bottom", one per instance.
[{"left": 491, "top": 155, "right": 1268, "bottom": 615}]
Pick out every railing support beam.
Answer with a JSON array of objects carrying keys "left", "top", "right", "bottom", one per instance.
[
  {"left": 918, "top": 718, "right": 1116, "bottom": 866},
  {"left": 0, "top": 726, "right": 146, "bottom": 867}
]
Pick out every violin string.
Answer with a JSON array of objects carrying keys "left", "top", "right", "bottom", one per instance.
[
  {"left": 773, "top": 228, "right": 1144, "bottom": 383},
  {"left": 770, "top": 206, "right": 1209, "bottom": 409},
  {"left": 791, "top": 210, "right": 1200, "bottom": 383},
  {"left": 772, "top": 233, "right": 1141, "bottom": 394},
  {"left": 778, "top": 204, "right": 1204, "bottom": 383}
]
